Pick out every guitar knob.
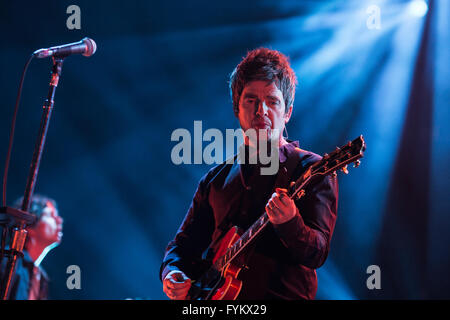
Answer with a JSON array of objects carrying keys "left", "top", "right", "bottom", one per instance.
[
  {"left": 353, "top": 160, "right": 361, "bottom": 168},
  {"left": 341, "top": 165, "right": 348, "bottom": 174}
]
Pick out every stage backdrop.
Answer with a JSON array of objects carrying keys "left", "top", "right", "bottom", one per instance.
[{"left": 0, "top": 0, "right": 448, "bottom": 299}]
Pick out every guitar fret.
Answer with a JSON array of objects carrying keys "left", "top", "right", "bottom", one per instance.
[{"left": 221, "top": 212, "right": 281, "bottom": 270}]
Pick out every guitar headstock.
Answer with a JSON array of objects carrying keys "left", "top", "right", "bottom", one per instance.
[
  {"left": 289, "top": 135, "right": 366, "bottom": 198},
  {"left": 315, "top": 135, "right": 366, "bottom": 177}
]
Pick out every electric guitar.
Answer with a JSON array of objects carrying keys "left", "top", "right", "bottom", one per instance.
[{"left": 188, "top": 135, "right": 366, "bottom": 300}]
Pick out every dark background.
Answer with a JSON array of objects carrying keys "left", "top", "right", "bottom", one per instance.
[{"left": 0, "top": 0, "right": 448, "bottom": 299}]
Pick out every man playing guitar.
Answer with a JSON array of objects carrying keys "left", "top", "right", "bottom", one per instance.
[{"left": 160, "top": 48, "right": 339, "bottom": 300}]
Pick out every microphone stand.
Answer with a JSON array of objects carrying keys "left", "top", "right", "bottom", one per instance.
[{"left": 0, "top": 57, "right": 64, "bottom": 300}]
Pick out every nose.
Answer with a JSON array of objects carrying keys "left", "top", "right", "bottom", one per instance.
[{"left": 255, "top": 100, "right": 268, "bottom": 116}]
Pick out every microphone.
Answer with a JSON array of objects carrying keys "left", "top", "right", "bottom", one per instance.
[{"left": 33, "top": 37, "right": 97, "bottom": 59}]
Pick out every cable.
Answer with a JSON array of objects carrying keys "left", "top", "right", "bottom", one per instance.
[{"left": 2, "top": 53, "right": 35, "bottom": 207}]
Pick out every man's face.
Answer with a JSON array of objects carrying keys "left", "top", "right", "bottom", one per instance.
[
  {"left": 29, "top": 201, "right": 63, "bottom": 247},
  {"left": 237, "top": 80, "right": 292, "bottom": 145}
]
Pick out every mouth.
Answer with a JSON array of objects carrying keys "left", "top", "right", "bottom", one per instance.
[{"left": 252, "top": 119, "right": 271, "bottom": 129}]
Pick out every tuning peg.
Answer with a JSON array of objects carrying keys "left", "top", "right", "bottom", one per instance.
[
  {"left": 341, "top": 165, "right": 348, "bottom": 174},
  {"left": 335, "top": 147, "right": 341, "bottom": 152},
  {"left": 295, "top": 189, "right": 306, "bottom": 201},
  {"left": 353, "top": 160, "right": 361, "bottom": 168},
  {"left": 288, "top": 181, "right": 296, "bottom": 194},
  {"left": 289, "top": 181, "right": 296, "bottom": 190}
]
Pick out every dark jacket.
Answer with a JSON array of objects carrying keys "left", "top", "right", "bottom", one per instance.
[
  {"left": 160, "top": 140, "right": 339, "bottom": 299},
  {"left": 0, "top": 250, "right": 48, "bottom": 300}
]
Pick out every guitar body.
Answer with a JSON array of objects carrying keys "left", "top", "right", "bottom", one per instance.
[{"left": 209, "top": 226, "right": 244, "bottom": 300}]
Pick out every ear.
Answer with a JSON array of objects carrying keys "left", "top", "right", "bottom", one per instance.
[{"left": 284, "top": 105, "right": 293, "bottom": 123}]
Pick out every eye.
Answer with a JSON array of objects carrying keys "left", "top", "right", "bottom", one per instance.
[{"left": 269, "top": 100, "right": 279, "bottom": 106}]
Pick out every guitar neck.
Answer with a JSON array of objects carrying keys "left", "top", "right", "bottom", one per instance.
[
  {"left": 212, "top": 174, "right": 310, "bottom": 271},
  {"left": 212, "top": 135, "right": 366, "bottom": 273}
]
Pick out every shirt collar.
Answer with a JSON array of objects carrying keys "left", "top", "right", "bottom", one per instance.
[
  {"left": 236, "top": 139, "right": 300, "bottom": 165},
  {"left": 279, "top": 140, "right": 300, "bottom": 163}
]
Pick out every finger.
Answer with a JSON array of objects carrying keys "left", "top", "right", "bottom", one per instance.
[
  {"left": 165, "top": 279, "right": 191, "bottom": 290},
  {"left": 170, "top": 273, "right": 190, "bottom": 284},
  {"left": 168, "top": 274, "right": 190, "bottom": 285},
  {"left": 266, "top": 199, "right": 275, "bottom": 212},
  {"left": 169, "top": 294, "right": 188, "bottom": 300},
  {"left": 267, "top": 198, "right": 280, "bottom": 210},
  {"left": 171, "top": 277, "right": 190, "bottom": 285},
  {"left": 271, "top": 196, "right": 287, "bottom": 210},
  {"left": 166, "top": 288, "right": 190, "bottom": 300},
  {"left": 164, "top": 287, "right": 189, "bottom": 300},
  {"left": 275, "top": 188, "right": 288, "bottom": 195},
  {"left": 172, "top": 272, "right": 189, "bottom": 282},
  {"left": 265, "top": 204, "right": 274, "bottom": 219},
  {"left": 266, "top": 201, "right": 281, "bottom": 219},
  {"left": 166, "top": 286, "right": 190, "bottom": 297},
  {"left": 275, "top": 188, "right": 292, "bottom": 205},
  {"left": 270, "top": 196, "right": 286, "bottom": 213},
  {"left": 271, "top": 203, "right": 284, "bottom": 217},
  {"left": 166, "top": 291, "right": 178, "bottom": 300},
  {"left": 278, "top": 194, "right": 294, "bottom": 207},
  {"left": 275, "top": 188, "right": 288, "bottom": 201}
]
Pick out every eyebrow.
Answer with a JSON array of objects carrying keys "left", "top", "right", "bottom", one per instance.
[
  {"left": 243, "top": 93, "right": 281, "bottom": 101},
  {"left": 243, "top": 93, "right": 258, "bottom": 99},
  {"left": 267, "top": 95, "right": 281, "bottom": 102}
]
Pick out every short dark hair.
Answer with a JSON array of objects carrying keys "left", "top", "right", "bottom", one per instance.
[
  {"left": 13, "top": 194, "right": 57, "bottom": 225},
  {"left": 229, "top": 48, "right": 298, "bottom": 116}
]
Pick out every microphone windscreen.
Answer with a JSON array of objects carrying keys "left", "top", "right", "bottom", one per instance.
[{"left": 82, "top": 37, "right": 97, "bottom": 57}]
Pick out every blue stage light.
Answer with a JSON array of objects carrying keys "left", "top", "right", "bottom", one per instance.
[{"left": 407, "top": 0, "right": 428, "bottom": 18}]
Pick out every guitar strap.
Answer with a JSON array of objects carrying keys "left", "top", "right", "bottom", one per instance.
[{"left": 273, "top": 146, "right": 302, "bottom": 191}]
